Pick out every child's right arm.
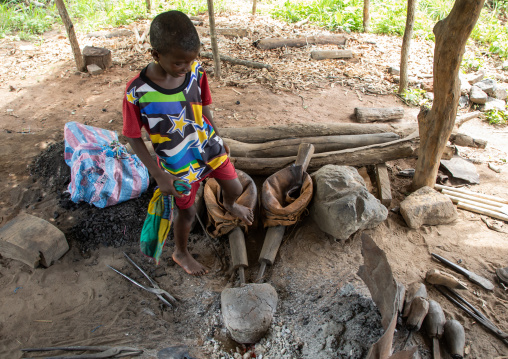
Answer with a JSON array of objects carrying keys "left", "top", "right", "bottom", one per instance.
[{"left": 126, "top": 137, "right": 183, "bottom": 198}]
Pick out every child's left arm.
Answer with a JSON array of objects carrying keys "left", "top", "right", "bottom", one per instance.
[{"left": 203, "top": 105, "right": 230, "bottom": 155}]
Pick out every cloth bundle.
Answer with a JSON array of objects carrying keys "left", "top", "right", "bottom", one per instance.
[
  {"left": 261, "top": 165, "right": 313, "bottom": 227},
  {"left": 140, "top": 188, "right": 174, "bottom": 264},
  {"left": 204, "top": 170, "right": 258, "bottom": 237},
  {"left": 64, "top": 121, "right": 149, "bottom": 208}
]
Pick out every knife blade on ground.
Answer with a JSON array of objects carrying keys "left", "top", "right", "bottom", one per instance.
[{"left": 431, "top": 253, "right": 494, "bottom": 291}]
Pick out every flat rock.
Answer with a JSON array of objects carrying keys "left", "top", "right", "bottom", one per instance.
[
  {"left": 0, "top": 213, "right": 69, "bottom": 268},
  {"left": 465, "top": 70, "right": 485, "bottom": 85},
  {"left": 469, "top": 86, "right": 488, "bottom": 104},
  {"left": 221, "top": 283, "right": 278, "bottom": 343},
  {"left": 440, "top": 155, "right": 480, "bottom": 184},
  {"left": 482, "top": 97, "right": 506, "bottom": 112},
  {"left": 310, "top": 165, "right": 388, "bottom": 240},
  {"left": 400, "top": 187, "right": 457, "bottom": 229},
  {"left": 475, "top": 78, "right": 496, "bottom": 95},
  {"left": 87, "top": 64, "right": 104, "bottom": 75}
]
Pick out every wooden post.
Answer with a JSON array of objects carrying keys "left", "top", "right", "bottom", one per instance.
[
  {"left": 363, "top": 0, "right": 370, "bottom": 32},
  {"left": 252, "top": 0, "right": 257, "bottom": 15},
  {"left": 206, "top": 0, "right": 221, "bottom": 78},
  {"left": 55, "top": 0, "right": 85, "bottom": 72},
  {"left": 399, "top": 0, "right": 417, "bottom": 94},
  {"left": 412, "top": 0, "right": 485, "bottom": 190},
  {"left": 375, "top": 163, "right": 392, "bottom": 207}
]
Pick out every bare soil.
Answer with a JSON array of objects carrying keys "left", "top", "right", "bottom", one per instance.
[{"left": 1, "top": 11, "right": 508, "bottom": 359}]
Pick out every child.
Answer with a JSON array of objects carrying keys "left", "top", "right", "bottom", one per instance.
[{"left": 123, "top": 10, "right": 254, "bottom": 276}]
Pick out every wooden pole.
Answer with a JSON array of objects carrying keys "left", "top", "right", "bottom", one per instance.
[
  {"left": 55, "top": 0, "right": 85, "bottom": 72},
  {"left": 363, "top": 0, "right": 370, "bottom": 32},
  {"left": 252, "top": 0, "right": 257, "bottom": 15},
  {"left": 399, "top": 0, "right": 417, "bottom": 94},
  {"left": 412, "top": 0, "right": 485, "bottom": 190},
  {"left": 206, "top": 0, "right": 221, "bottom": 78}
]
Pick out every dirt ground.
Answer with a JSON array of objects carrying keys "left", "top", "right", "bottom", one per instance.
[{"left": 1, "top": 10, "right": 508, "bottom": 359}]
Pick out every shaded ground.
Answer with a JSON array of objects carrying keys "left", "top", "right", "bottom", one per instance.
[{"left": 1, "top": 10, "right": 508, "bottom": 359}]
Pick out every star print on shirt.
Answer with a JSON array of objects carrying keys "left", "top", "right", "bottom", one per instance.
[
  {"left": 182, "top": 164, "right": 204, "bottom": 183},
  {"left": 168, "top": 107, "right": 193, "bottom": 137},
  {"left": 126, "top": 87, "right": 138, "bottom": 105}
]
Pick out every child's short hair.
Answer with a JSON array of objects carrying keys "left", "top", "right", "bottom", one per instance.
[{"left": 150, "top": 10, "right": 200, "bottom": 54}]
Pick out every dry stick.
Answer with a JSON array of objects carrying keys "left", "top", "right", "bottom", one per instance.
[
  {"left": 55, "top": 0, "right": 85, "bottom": 71},
  {"left": 199, "top": 52, "right": 272, "bottom": 70},
  {"left": 206, "top": 0, "right": 221, "bottom": 78},
  {"left": 399, "top": 0, "right": 416, "bottom": 94},
  {"left": 195, "top": 214, "right": 225, "bottom": 270}
]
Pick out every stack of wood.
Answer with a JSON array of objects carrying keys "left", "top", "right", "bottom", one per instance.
[{"left": 223, "top": 121, "right": 438, "bottom": 176}]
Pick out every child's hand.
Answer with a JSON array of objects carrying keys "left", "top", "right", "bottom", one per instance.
[{"left": 155, "top": 172, "right": 185, "bottom": 198}]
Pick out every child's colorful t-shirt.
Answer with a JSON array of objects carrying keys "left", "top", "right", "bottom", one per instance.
[{"left": 122, "top": 61, "right": 228, "bottom": 184}]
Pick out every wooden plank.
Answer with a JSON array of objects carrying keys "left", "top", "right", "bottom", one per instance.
[{"left": 376, "top": 163, "right": 392, "bottom": 207}]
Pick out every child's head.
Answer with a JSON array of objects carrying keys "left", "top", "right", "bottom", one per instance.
[{"left": 150, "top": 10, "right": 200, "bottom": 55}]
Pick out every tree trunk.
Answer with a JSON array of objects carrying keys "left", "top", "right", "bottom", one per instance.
[
  {"left": 228, "top": 132, "right": 400, "bottom": 158},
  {"left": 206, "top": 0, "right": 221, "bottom": 78},
  {"left": 145, "top": 0, "right": 150, "bottom": 12},
  {"left": 83, "top": 46, "right": 112, "bottom": 69},
  {"left": 412, "top": 0, "right": 485, "bottom": 190},
  {"left": 399, "top": 0, "right": 417, "bottom": 94},
  {"left": 310, "top": 50, "right": 353, "bottom": 60},
  {"left": 220, "top": 123, "right": 418, "bottom": 143},
  {"left": 363, "top": 0, "right": 370, "bottom": 32},
  {"left": 55, "top": 0, "right": 85, "bottom": 72},
  {"left": 252, "top": 0, "right": 257, "bottom": 15}
]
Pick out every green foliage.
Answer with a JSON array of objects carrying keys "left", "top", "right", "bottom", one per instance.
[
  {"left": 271, "top": 0, "right": 363, "bottom": 33},
  {"left": 419, "top": 0, "right": 453, "bottom": 21},
  {"left": 461, "top": 52, "right": 484, "bottom": 72},
  {"left": 0, "top": 0, "right": 55, "bottom": 39},
  {"left": 398, "top": 88, "right": 429, "bottom": 106},
  {"left": 485, "top": 109, "right": 508, "bottom": 125}
]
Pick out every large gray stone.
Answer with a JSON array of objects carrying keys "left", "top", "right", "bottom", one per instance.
[
  {"left": 469, "top": 86, "right": 488, "bottom": 104},
  {"left": 221, "top": 283, "right": 278, "bottom": 343},
  {"left": 310, "top": 165, "right": 388, "bottom": 240},
  {"left": 474, "top": 78, "right": 496, "bottom": 95},
  {"left": 400, "top": 187, "right": 457, "bottom": 229}
]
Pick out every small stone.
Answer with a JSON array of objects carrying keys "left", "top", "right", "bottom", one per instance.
[
  {"left": 425, "top": 92, "right": 434, "bottom": 101},
  {"left": 465, "top": 69, "right": 485, "bottom": 85},
  {"left": 492, "top": 84, "right": 507, "bottom": 100},
  {"left": 388, "top": 66, "right": 400, "bottom": 75},
  {"left": 87, "top": 64, "right": 104, "bottom": 75},
  {"left": 459, "top": 74, "right": 471, "bottom": 95},
  {"left": 459, "top": 95, "right": 469, "bottom": 108},
  {"left": 488, "top": 163, "right": 502, "bottom": 173},
  {"left": 469, "top": 86, "right": 488, "bottom": 104},
  {"left": 400, "top": 187, "right": 458, "bottom": 229}
]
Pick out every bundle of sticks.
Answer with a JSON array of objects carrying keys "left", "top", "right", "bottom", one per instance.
[{"left": 435, "top": 184, "right": 508, "bottom": 222}]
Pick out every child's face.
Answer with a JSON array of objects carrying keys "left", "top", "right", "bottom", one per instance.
[{"left": 155, "top": 47, "right": 199, "bottom": 78}]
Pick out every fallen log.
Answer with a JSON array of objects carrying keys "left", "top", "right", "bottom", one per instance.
[
  {"left": 200, "top": 52, "right": 272, "bottom": 70},
  {"left": 355, "top": 107, "right": 404, "bottom": 123},
  {"left": 455, "top": 111, "right": 481, "bottom": 127},
  {"left": 217, "top": 28, "right": 248, "bottom": 37},
  {"left": 449, "top": 132, "right": 487, "bottom": 148},
  {"left": 231, "top": 132, "right": 420, "bottom": 175},
  {"left": 221, "top": 122, "right": 418, "bottom": 143},
  {"left": 310, "top": 50, "right": 353, "bottom": 60},
  {"left": 228, "top": 132, "right": 400, "bottom": 158},
  {"left": 255, "top": 35, "right": 347, "bottom": 50}
]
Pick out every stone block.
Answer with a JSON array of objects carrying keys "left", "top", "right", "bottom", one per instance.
[
  {"left": 0, "top": 213, "right": 69, "bottom": 268},
  {"left": 87, "top": 64, "right": 104, "bottom": 75},
  {"left": 221, "top": 283, "right": 278, "bottom": 343},
  {"left": 400, "top": 187, "right": 457, "bottom": 229}
]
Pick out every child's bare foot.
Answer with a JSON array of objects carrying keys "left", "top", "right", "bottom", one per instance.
[
  {"left": 224, "top": 202, "right": 254, "bottom": 225},
  {"left": 172, "top": 250, "right": 208, "bottom": 276}
]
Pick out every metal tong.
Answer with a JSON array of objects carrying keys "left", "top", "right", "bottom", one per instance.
[
  {"left": 21, "top": 345, "right": 143, "bottom": 358},
  {"left": 435, "top": 285, "right": 508, "bottom": 346},
  {"left": 108, "top": 252, "right": 177, "bottom": 307}
]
